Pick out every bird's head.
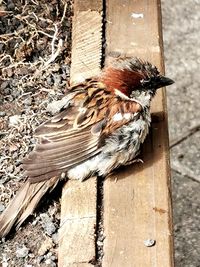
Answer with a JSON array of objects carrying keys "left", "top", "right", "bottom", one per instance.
[{"left": 100, "top": 57, "right": 174, "bottom": 100}]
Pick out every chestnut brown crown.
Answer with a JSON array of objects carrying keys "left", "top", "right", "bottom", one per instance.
[{"left": 101, "top": 57, "right": 174, "bottom": 97}]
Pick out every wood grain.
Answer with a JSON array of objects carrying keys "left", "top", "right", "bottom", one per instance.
[
  {"left": 102, "top": 1, "right": 174, "bottom": 266},
  {"left": 58, "top": 0, "right": 102, "bottom": 266},
  {"left": 70, "top": 2, "right": 102, "bottom": 85},
  {"left": 59, "top": 179, "right": 97, "bottom": 267}
]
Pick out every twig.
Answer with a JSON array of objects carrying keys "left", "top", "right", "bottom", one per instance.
[
  {"left": 171, "top": 160, "right": 200, "bottom": 183},
  {"left": 0, "top": 54, "right": 14, "bottom": 65},
  {"left": 0, "top": 32, "right": 16, "bottom": 38},
  {"left": 37, "top": 30, "right": 57, "bottom": 39},
  {"left": 51, "top": 24, "right": 58, "bottom": 56},
  {"left": 31, "top": 12, "right": 39, "bottom": 21},
  {"left": 61, "top": 3, "right": 68, "bottom": 23},
  {"left": 170, "top": 123, "right": 200, "bottom": 149},
  {"left": 43, "top": 23, "right": 63, "bottom": 68},
  {"left": 30, "top": 0, "right": 39, "bottom": 5}
]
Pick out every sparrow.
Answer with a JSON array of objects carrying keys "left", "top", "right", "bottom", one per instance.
[{"left": 0, "top": 57, "right": 174, "bottom": 238}]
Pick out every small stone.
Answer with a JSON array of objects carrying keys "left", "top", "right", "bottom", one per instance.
[
  {"left": 38, "top": 236, "right": 53, "bottom": 256},
  {"left": 52, "top": 63, "right": 60, "bottom": 72},
  {"left": 4, "top": 88, "right": 11, "bottom": 95},
  {"left": 47, "top": 76, "right": 53, "bottom": 86},
  {"left": 9, "top": 115, "right": 21, "bottom": 127},
  {"left": 0, "top": 203, "right": 5, "bottom": 212},
  {"left": 50, "top": 255, "right": 56, "bottom": 261},
  {"left": 66, "top": 66, "right": 70, "bottom": 75},
  {"left": 144, "top": 239, "right": 156, "bottom": 247},
  {"left": 18, "top": 67, "right": 29, "bottom": 76},
  {"left": 46, "top": 251, "right": 53, "bottom": 257},
  {"left": 9, "top": 143, "right": 19, "bottom": 152},
  {"left": 6, "top": 95, "right": 14, "bottom": 102},
  {"left": 0, "top": 112, "right": 6, "bottom": 117},
  {"left": 0, "top": 43, "right": 4, "bottom": 53},
  {"left": 37, "top": 255, "right": 44, "bottom": 264},
  {"left": 16, "top": 245, "right": 29, "bottom": 258},
  {"left": 53, "top": 74, "right": 61, "bottom": 86},
  {"left": 32, "top": 216, "right": 39, "bottom": 226},
  {"left": 7, "top": 165, "right": 14, "bottom": 173},
  {"left": 52, "top": 233, "right": 59, "bottom": 244},
  {"left": 1, "top": 81, "right": 9, "bottom": 90},
  {"left": 97, "top": 240, "right": 103, "bottom": 247},
  {"left": 7, "top": 0, "right": 15, "bottom": 10},
  {"left": 61, "top": 172, "right": 66, "bottom": 179},
  {"left": 23, "top": 97, "right": 32, "bottom": 106},
  {"left": 45, "top": 258, "right": 56, "bottom": 266},
  {"left": 14, "top": 166, "right": 21, "bottom": 175},
  {"left": 12, "top": 88, "right": 20, "bottom": 98},
  {"left": 40, "top": 213, "right": 56, "bottom": 236},
  {"left": 30, "top": 138, "right": 36, "bottom": 145},
  {"left": 6, "top": 68, "right": 13, "bottom": 77},
  {"left": 13, "top": 153, "right": 19, "bottom": 160}
]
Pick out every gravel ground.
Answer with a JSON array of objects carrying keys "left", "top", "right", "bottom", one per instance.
[
  {"left": 162, "top": 1, "right": 200, "bottom": 266},
  {"left": 0, "top": 0, "right": 72, "bottom": 266}
]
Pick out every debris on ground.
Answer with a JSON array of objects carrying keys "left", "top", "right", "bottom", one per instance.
[{"left": 0, "top": 0, "right": 72, "bottom": 265}]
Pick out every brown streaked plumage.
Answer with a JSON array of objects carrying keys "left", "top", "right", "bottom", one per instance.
[
  {"left": 23, "top": 81, "right": 142, "bottom": 182},
  {"left": 0, "top": 57, "right": 174, "bottom": 238}
]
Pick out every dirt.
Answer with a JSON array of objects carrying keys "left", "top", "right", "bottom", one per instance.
[{"left": 0, "top": 0, "right": 72, "bottom": 266}]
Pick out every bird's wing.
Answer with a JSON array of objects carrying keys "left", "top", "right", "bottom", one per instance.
[{"left": 23, "top": 81, "right": 142, "bottom": 182}]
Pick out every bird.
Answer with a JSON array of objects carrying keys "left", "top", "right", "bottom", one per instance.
[{"left": 0, "top": 57, "right": 174, "bottom": 238}]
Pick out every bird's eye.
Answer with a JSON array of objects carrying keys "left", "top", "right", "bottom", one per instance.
[{"left": 140, "top": 78, "right": 151, "bottom": 86}]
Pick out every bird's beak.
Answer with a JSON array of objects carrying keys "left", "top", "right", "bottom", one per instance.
[{"left": 159, "top": 76, "right": 175, "bottom": 88}]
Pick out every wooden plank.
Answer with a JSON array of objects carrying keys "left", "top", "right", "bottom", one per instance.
[
  {"left": 102, "top": 1, "right": 174, "bottom": 267},
  {"left": 70, "top": 1, "right": 102, "bottom": 85},
  {"left": 58, "top": 1, "right": 102, "bottom": 266},
  {"left": 59, "top": 179, "right": 97, "bottom": 267}
]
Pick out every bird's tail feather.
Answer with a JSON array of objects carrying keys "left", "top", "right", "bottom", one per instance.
[{"left": 0, "top": 176, "right": 59, "bottom": 238}]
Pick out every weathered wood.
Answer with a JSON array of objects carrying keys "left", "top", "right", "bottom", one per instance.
[
  {"left": 102, "top": 1, "right": 174, "bottom": 267},
  {"left": 70, "top": 1, "right": 102, "bottom": 85},
  {"left": 59, "top": 179, "right": 97, "bottom": 267},
  {"left": 58, "top": 0, "right": 102, "bottom": 266}
]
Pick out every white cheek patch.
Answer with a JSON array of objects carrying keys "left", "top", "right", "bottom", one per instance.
[
  {"left": 114, "top": 89, "right": 130, "bottom": 100},
  {"left": 112, "top": 112, "right": 132, "bottom": 122}
]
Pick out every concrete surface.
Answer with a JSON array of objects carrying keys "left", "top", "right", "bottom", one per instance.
[{"left": 162, "top": 1, "right": 200, "bottom": 266}]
